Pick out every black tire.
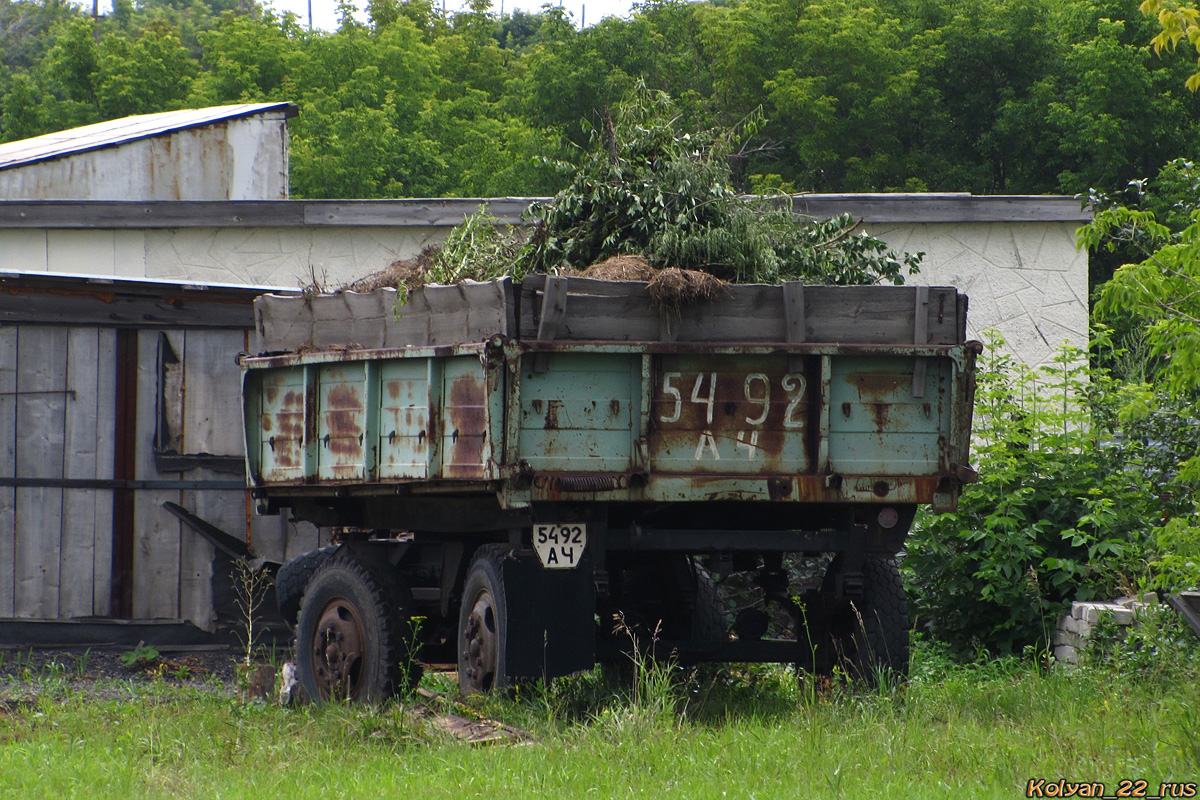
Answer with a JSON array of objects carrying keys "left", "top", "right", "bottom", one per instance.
[
  {"left": 820, "top": 556, "right": 910, "bottom": 683},
  {"left": 457, "top": 544, "right": 513, "bottom": 695},
  {"left": 294, "top": 554, "right": 422, "bottom": 702},
  {"left": 691, "top": 563, "right": 728, "bottom": 646},
  {"left": 276, "top": 545, "right": 340, "bottom": 628}
]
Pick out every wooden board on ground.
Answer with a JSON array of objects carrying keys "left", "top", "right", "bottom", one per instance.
[{"left": 413, "top": 687, "right": 533, "bottom": 745}]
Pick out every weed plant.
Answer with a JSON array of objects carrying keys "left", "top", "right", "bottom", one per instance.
[
  {"left": 1082, "top": 603, "right": 1200, "bottom": 681},
  {"left": 231, "top": 557, "right": 272, "bottom": 668}
]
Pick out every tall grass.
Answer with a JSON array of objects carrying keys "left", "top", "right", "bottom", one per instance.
[{"left": 1, "top": 640, "right": 1196, "bottom": 799}]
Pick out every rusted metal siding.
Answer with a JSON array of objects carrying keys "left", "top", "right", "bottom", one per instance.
[
  {"left": 441, "top": 357, "right": 489, "bottom": 480},
  {"left": 518, "top": 353, "right": 638, "bottom": 474},
  {"left": 242, "top": 339, "right": 977, "bottom": 511},
  {"left": 378, "top": 360, "right": 429, "bottom": 480},
  {"left": 245, "top": 345, "right": 499, "bottom": 486},
  {"left": 256, "top": 366, "right": 307, "bottom": 483},
  {"left": 827, "top": 356, "right": 950, "bottom": 476},
  {"left": 316, "top": 363, "right": 369, "bottom": 482}
]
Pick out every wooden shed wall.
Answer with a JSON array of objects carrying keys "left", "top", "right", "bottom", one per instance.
[
  {"left": 0, "top": 290, "right": 321, "bottom": 630},
  {"left": 0, "top": 325, "right": 116, "bottom": 619}
]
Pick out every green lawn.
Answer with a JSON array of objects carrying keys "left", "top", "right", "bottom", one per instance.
[{"left": 2, "top": 645, "right": 1197, "bottom": 799}]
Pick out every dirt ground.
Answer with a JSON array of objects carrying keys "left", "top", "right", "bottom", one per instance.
[{"left": 0, "top": 644, "right": 249, "bottom": 703}]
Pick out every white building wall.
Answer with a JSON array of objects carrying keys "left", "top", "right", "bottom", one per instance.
[
  {"left": 0, "top": 216, "right": 1088, "bottom": 368},
  {"left": 142, "top": 226, "right": 444, "bottom": 288}
]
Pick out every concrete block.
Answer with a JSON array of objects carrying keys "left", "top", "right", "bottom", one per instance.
[
  {"left": 1074, "top": 602, "right": 1133, "bottom": 626},
  {"left": 1053, "top": 644, "right": 1079, "bottom": 664},
  {"left": 1109, "top": 607, "right": 1134, "bottom": 625},
  {"left": 1130, "top": 602, "right": 1158, "bottom": 620},
  {"left": 1053, "top": 628, "right": 1082, "bottom": 648},
  {"left": 1060, "top": 614, "right": 1092, "bottom": 636}
]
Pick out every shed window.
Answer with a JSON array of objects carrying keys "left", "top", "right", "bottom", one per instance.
[{"left": 153, "top": 332, "right": 244, "bottom": 474}]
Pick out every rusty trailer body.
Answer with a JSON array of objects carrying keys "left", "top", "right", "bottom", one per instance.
[{"left": 241, "top": 277, "right": 979, "bottom": 699}]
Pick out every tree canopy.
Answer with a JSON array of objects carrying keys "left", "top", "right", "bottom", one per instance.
[{"left": 0, "top": 0, "right": 1197, "bottom": 201}]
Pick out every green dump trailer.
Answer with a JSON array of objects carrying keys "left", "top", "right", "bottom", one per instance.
[{"left": 241, "top": 276, "right": 979, "bottom": 700}]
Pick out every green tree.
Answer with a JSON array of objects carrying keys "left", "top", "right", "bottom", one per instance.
[
  {"left": 0, "top": 0, "right": 84, "bottom": 70},
  {"left": 1, "top": 72, "right": 43, "bottom": 140},
  {"left": 1140, "top": 0, "right": 1200, "bottom": 89},
  {"left": 189, "top": 13, "right": 298, "bottom": 104},
  {"left": 94, "top": 24, "right": 198, "bottom": 116},
  {"left": 1083, "top": 196, "right": 1200, "bottom": 396},
  {"left": 44, "top": 17, "right": 99, "bottom": 107}
]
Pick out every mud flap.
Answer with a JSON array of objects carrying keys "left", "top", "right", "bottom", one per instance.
[{"left": 500, "top": 548, "right": 596, "bottom": 681}]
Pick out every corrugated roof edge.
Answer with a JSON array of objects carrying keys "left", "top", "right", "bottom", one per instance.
[
  {"left": 0, "top": 103, "right": 299, "bottom": 171},
  {"left": 0, "top": 194, "right": 1092, "bottom": 229}
]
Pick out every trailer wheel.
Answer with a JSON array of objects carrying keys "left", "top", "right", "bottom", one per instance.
[
  {"left": 691, "top": 564, "right": 729, "bottom": 645},
  {"left": 276, "top": 545, "right": 339, "bottom": 628},
  {"left": 295, "top": 555, "right": 421, "bottom": 702},
  {"left": 457, "top": 544, "right": 512, "bottom": 695},
  {"left": 819, "top": 556, "right": 909, "bottom": 684}
]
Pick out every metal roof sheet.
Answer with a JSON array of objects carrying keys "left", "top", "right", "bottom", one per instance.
[
  {"left": 0, "top": 103, "right": 298, "bottom": 171},
  {"left": 0, "top": 268, "right": 296, "bottom": 295}
]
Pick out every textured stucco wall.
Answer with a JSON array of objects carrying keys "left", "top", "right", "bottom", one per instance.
[{"left": 869, "top": 221, "right": 1088, "bottom": 367}]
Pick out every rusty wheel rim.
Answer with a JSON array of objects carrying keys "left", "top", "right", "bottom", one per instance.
[
  {"left": 461, "top": 589, "right": 498, "bottom": 693},
  {"left": 310, "top": 596, "right": 367, "bottom": 700}
]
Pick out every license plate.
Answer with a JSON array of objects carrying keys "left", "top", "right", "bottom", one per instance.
[{"left": 533, "top": 523, "right": 587, "bottom": 569}]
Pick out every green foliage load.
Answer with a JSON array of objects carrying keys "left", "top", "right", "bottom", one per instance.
[{"left": 517, "top": 85, "right": 919, "bottom": 284}]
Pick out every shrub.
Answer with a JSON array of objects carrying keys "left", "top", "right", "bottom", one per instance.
[{"left": 903, "top": 334, "right": 1159, "bottom": 655}]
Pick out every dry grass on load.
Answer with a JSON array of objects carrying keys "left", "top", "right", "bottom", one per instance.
[
  {"left": 332, "top": 249, "right": 729, "bottom": 315},
  {"left": 647, "top": 267, "right": 729, "bottom": 313},
  {"left": 339, "top": 245, "right": 441, "bottom": 293},
  {"left": 567, "top": 254, "right": 657, "bottom": 282}
]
